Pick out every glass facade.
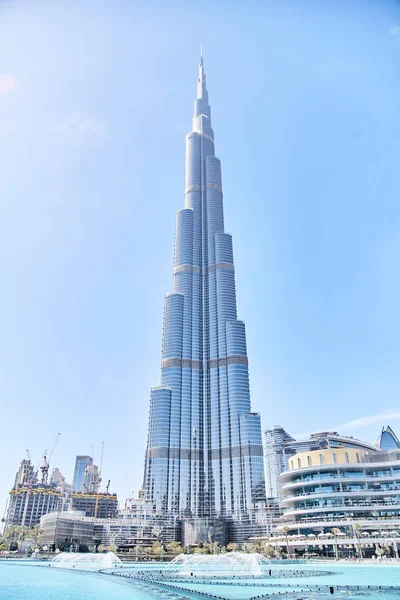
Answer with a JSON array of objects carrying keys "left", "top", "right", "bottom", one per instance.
[
  {"left": 143, "top": 53, "right": 266, "bottom": 526},
  {"left": 278, "top": 449, "right": 400, "bottom": 534},
  {"left": 73, "top": 456, "right": 93, "bottom": 492},
  {"left": 376, "top": 426, "right": 400, "bottom": 451}
]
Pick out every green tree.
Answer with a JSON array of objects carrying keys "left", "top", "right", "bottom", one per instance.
[
  {"left": 252, "top": 541, "right": 264, "bottom": 554},
  {"left": 264, "top": 544, "right": 275, "bottom": 559},
  {"left": 30, "top": 525, "right": 42, "bottom": 546},
  {"left": 166, "top": 541, "right": 183, "bottom": 554},
  {"left": 226, "top": 542, "right": 237, "bottom": 552},
  {"left": 151, "top": 542, "right": 163, "bottom": 555}
]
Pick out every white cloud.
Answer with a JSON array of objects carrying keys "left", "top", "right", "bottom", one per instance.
[
  {"left": 52, "top": 112, "right": 107, "bottom": 144},
  {"left": 338, "top": 409, "right": 400, "bottom": 430},
  {"left": 390, "top": 26, "right": 400, "bottom": 36},
  {"left": 0, "top": 76, "right": 16, "bottom": 95}
]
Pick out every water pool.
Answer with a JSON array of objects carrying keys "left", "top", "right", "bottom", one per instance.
[
  {"left": 0, "top": 562, "right": 185, "bottom": 600},
  {"left": 114, "top": 561, "right": 400, "bottom": 599},
  {"left": 1, "top": 560, "right": 400, "bottom": 600}
]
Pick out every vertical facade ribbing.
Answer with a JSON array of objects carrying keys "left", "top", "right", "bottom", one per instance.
[{"left": 143, "top": 54, "right": 266, "bottom": 524}]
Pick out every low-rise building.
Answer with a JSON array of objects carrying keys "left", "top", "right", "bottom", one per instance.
[
  {"left": 40, "top": 511, "right": 95, "bottom": 551},
  {"left": 39, "top": 510, "right": 180, "bottom": 551}
]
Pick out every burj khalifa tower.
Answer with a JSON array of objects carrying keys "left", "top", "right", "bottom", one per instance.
[{"left": 143, "top": 51, "right": 266, "bottom": 543}]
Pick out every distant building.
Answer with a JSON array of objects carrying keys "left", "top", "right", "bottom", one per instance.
[
  {"left": 264, "top": 426, "right": 378, "bottom": 498},
  {"left": 50, "top": 467, "right": 65, "bottom": 485},
  {"left": 72, "top": 456, "right": 93, "bottom": 492},
  {"left": 82, "top": 464, "right": 99, "bottom": 493},
  {"left": 13, "top": 459, "right": 35, "bottom": 488},
  {"left": 264, "top": 426, "right": 296, "bottom": 497},
  {"left": 71, "top": 492, "right": 118, "bottom": 519},
  {"left": 376, "top": 425, "right": 400, "bottom": 451},
  {"left": 7, "top": 482, "right": 62, "bottom": 528},
  {"left": 50, "top": 468, "right": 74, "bottom": 511},
  {"left": 6, "top": 459, "right": 63, "bottom": 529}
]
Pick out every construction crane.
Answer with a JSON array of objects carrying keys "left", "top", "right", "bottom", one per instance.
[
  {"left": 21, "top": 433, "right": 60, "bottom": 527},
  {"left": 93, "top": 442, "right": 104, "bottom": 520},
  {"left": 106, "top": 480, "right": 110, "bottom": 494},
  {"left": 40, "top": 433, "right": 60, "bottom": 485}
]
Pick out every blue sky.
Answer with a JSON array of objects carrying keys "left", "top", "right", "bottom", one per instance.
[{"left": 1, "top": 0, "right": 400, "bottom": 509}]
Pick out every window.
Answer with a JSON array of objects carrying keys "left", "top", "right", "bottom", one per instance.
[
  {"left": 333, "top": 453, "right": 336, "bottom": 464},
  {"left": 307, "top": 456, "right": 312, "bottom": 467},
  {"left": 356, "top": 453, "right": 360, "bottom": 463},
  {"left": 290, "top": 460, "right": 294, "bottom": 470},
  {"left": 345, "top": 452, "right": 349, "bottom": 463},
  {"left": 319, "top": 454, "right": 324, "bottom": 465},
  {"left": 297, "top": 458, "right": 301, "bottom": 468}
]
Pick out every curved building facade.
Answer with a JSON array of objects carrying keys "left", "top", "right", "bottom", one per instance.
[
  {"left": 277, "top": 448, "right": 400, "bottom": 534},
  {"left": 264, "top": 427, "right": 378, "bottom": 499},
  {"left": 142, "top": 53, "right": 266, "bottom": 534}
]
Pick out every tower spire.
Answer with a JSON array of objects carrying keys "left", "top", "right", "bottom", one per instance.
[{"left": 200, "top": 44, "right": 203, "bottom": 65}]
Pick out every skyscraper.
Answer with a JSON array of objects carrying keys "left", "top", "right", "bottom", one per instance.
[
  {"left": 143, "top": 52, "right": 266, "bottom": 542},
  {"left": 73, "top": 456, "right": 93, "bottom": 492},
  {"left": 264, "top": 426, "right": 296, "bottom": 498}
]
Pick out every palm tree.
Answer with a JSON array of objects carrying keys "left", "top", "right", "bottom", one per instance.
[
  {"left": 30, "top": 525, "right": 41, "bottom": 546},
  {"left": 352, "top": 522, "right": 363, "bottom": 560},
  {"left": 282, "top": 526, "right": 291, "bottom": 559},
  {"left": 331, "top": 528, "right": 341, "bottom": 561}
]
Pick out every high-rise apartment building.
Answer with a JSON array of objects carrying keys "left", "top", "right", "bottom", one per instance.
[
  {"left": 264, "top": 426, "right": 296, "bottom": 498},
  {"left": 72, "top": 456, "right": 93, "bottom": 492},
  {"left": 142, "top": 53, "right": 266, "bottom": 542},
  {"left": 6, "top": 459, "right": 62, "bottom": 529}
]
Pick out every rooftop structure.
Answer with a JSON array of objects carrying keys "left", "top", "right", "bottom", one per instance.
[
  {"left": 376, "top": 425, "right": 400, "bottom": 451},
  {"left": 142, "top": 51, "right": 266, "bottom": 543}
]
